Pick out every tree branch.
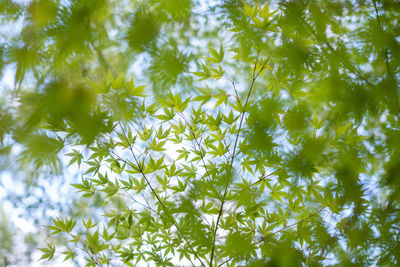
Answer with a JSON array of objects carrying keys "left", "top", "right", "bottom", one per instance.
[
  {"left": 259, "top": 206, "right": 326, "bottom": 242},
  {"left": 306, "top": 23, "right": 373, "bottom": 87},
  {"left": 249, "top": 168, "right": 282, "bottom": 187},
  {"left": 209, "top": 54, "right": 271, "bottom": 267},
  {"left": 217, "top": 206, "right": 327, "bottom": 267},
  {"left": 116, "top": 123, "right": 207, "bottom": 267}
]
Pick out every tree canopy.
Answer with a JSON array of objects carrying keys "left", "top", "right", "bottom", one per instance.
[{"left": 0, "top": 0, "right": 400, "bottom": 266}]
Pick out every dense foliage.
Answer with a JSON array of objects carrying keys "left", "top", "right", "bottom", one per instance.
[{"left": 1, "top": 0, "right": 400, "bottom": 266}]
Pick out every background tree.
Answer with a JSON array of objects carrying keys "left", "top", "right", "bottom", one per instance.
[{"left": 0, "top": 0, "right": 400, "bottom": 266}]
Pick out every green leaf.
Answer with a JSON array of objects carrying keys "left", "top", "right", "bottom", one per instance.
[
  {"left": 39, "top": 244, "right": 56, "bottom": 261},
  {"left": 243, "top": 2, "right": 256, "bottom": 17}
]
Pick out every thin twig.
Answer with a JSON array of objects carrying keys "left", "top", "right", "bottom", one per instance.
[
  {"left": 249, "top": 168, "right": 282, "bottom": 187},
  {"left": 372, "top": 0, "right": 396, "bottom": 91},
  {"left": 65, "top": 232, "right": 104, "bottom": 267},
  {"left": 209, "top": 54, "right": 271, "bottom": 267},
  {"left": 259, "top": 206, "right": 326, "bottom": 242},
  {"left": 306, "top": 23, "right": 373, "bottom": 86},
  {"left": 90, "top": 40, "right": 113, "bottom": 74},
  {"left": 117, "top": 123, "right": 207, "bottom": 267},
  {"left": 217, "top": 206, "right": 327, "bottom": 267},
  {"left": 179, "top": 113, "right": 213, "bottom": 183}
]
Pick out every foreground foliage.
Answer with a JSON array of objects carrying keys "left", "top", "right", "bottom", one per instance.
[{"left": 0, "top": 0, "right": 400, "bottom": 266}]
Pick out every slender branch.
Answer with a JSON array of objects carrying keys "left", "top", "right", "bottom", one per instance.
[
  {"left": 179, "top": 113, "right": 213, "bottom": 183},
  {"left": 249, "top": 168, "right": 282, "bottom": 187},
  {"left": 217, "top": 258, "right": 230, "bottom": 267},
  {"left": 82, "top": 244, "right": 104, "bottom": 267},
  {"left": 110, "top": 150, "right": 140, "bottom": 172},
  {"left": 209, "top": 54, "right": 271, "bottom": 267},
  {"left": 118, "top": 137, "right": 212, "bottom": 228},
  {"left": 90, "top": 40, "right": 113, "bottom": 74},
  {"left": 178, "top": 114, "right": 217, "bottom": 227},
  {"left": 178, "top": 113, "right": 226, "bottom": 206},
  {"left": 259, "top": 206, "right": 326, "bottom": 242},
  {"left": 117, "top": 123, "right": 207, "bottom": 267},
  {"left": 372, "top": 0, "right": 394, "bottom": 80},
  {"left": 65, "top": 232, "right": 104, "bottom": 267},
  {"left": 120, "top": 191, "right": 164, "bottom": 219},
  {"left": 306, "top": 23, "right": 373, "bottom": 86},
  {"left": 231, "top": 78, "right": 242, "bottom": 107},
  {"left": 217, "top": 206, "right": 327, "bottom": 267},
  {"left": 370, "top": 0, "right": 399, "bottom": 112}
]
